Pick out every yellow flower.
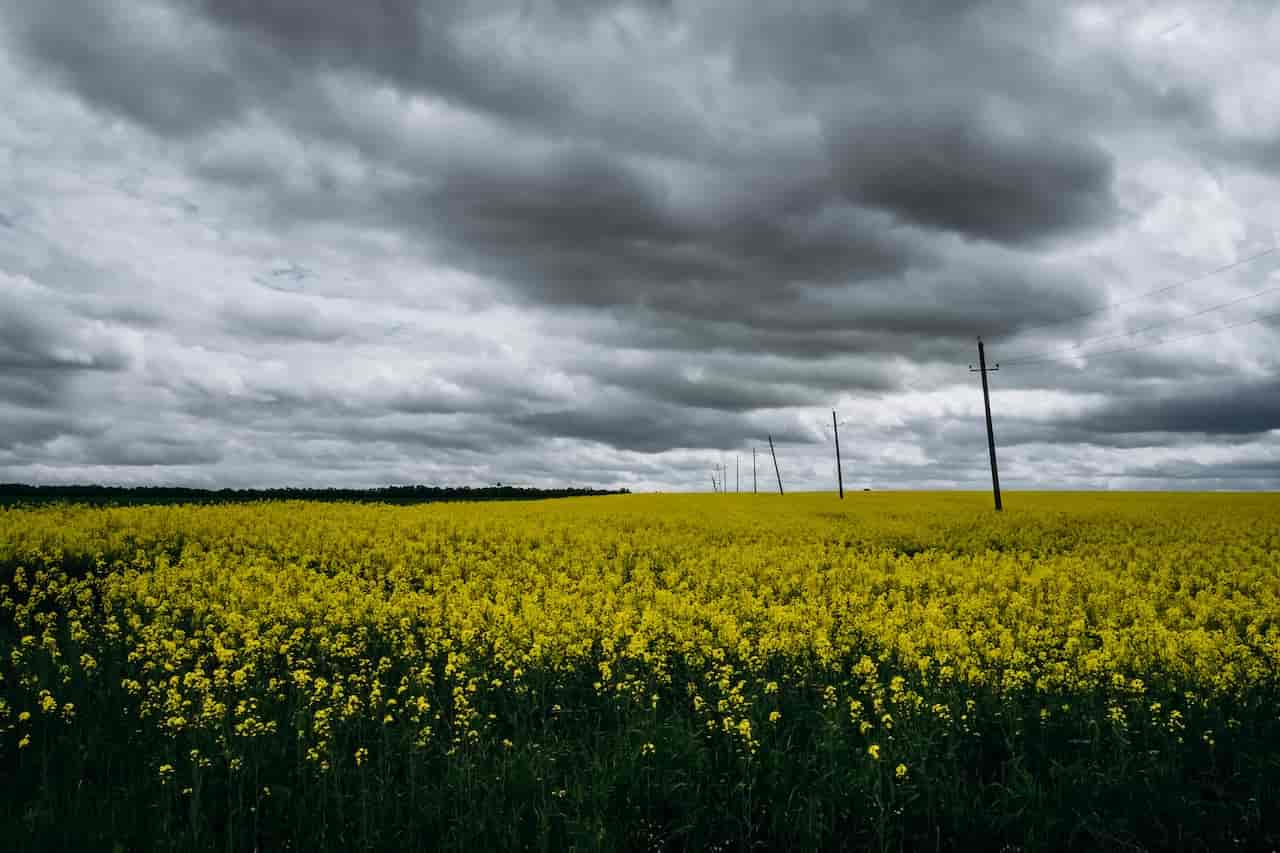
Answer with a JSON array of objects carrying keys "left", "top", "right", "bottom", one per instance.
[
  {"left": 768, "top": 710, "right": 782, "bottom": 723},
  {"left": 867, "top": 744, "right": 880, "bottom": 760},
  {"left": 895, "top": 763, "right": 908, "bottom": 780},
  {"left": 354, "top": 747, "right": 369, "bottom": 767}
]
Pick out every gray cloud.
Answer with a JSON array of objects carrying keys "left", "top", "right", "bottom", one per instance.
[
  {"left": 10, "top": 0, "right": 254, "bottom": 136},
  {"left": 1, "top": 0, "right": 1279, "bottom": 489},
  {"left": 512, "top": 397, "right": 813, "bottom": 454},
  {"left": 219, "top": 292, "right": 354, "bottom": 343},
  {"left": 826, "top": 105, "right": 1118, "bottom": 245},
  {"left": 85, "top": 436, "right": 225, "bottom": 467},
  {"left": 0, "top": 406, "right": 102, "bottom": 451},
  {"left": 1076, "top": 379, "right": 1280, "bottom": 437},
  {"left": 0, "top": 275, "right": 135, "bottom": 372}
]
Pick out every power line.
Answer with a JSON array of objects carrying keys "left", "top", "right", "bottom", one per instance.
[
  {"left": 1001, "top": 305, "right": 1280, "bottom": 368},
  {"left": 1000, "top": 278, "right": 1280, "bottom": 362},
  {"left": 991, "top": 246, "right": 1277, "bottom": 339}
]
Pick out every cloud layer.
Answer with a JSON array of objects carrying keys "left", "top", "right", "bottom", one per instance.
[{"left": 2, "top": 0, "right": 1280, "bottom": 490}]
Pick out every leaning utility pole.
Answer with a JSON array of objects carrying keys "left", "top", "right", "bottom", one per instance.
[
  {"left": 832, "top": 410, "right": 844, "bottom": 499},
  {"left": 768, "top": 434, "right": 784, "bottom": 495},
  {"left": 970, "top": 337, "right": 1003, "bottom": 511}
]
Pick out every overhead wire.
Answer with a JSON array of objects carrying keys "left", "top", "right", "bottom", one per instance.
[
  {"left": 998, "top": 277, "right": 1280, "bottom": 363},
  {"left": 991, "top": 245, "right": 1277, "bottom": 339},
  {"left": 1000, "top": 305, "right": 1280, "bottom": 368}
]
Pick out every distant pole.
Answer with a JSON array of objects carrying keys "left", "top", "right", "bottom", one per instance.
[
  {"left": 833, "top": 410, "right": 844, "bottom": 499},
  {"left": 970, "top": 338, "right": 1003, "bottom": 511},
  {"left": 768, "top": 434, "right": 784, "bottom": 495},
  {"left": 753, "top": 448, "right": 757, "bottom": 494}
]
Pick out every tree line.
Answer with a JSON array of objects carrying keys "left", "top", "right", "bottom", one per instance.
[{"left": 0, "top": 483, "right": 629, "bottom": 507}]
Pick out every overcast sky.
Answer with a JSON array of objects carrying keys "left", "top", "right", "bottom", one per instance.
[{"left": 2, "top": 0, "right": 1280, "bottom": 492}]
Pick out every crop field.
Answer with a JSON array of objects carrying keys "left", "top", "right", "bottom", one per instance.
[{"left": 3, "top": 493, "right": 1279, "bottom": 851}]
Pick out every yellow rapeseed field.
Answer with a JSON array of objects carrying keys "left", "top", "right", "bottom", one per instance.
[{"left": 2, "top": 492, "right": 1279, "bottom": 850}]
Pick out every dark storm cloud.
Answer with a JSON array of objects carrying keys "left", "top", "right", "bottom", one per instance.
[
  {"left": 0, "top": 376, "right": 62, "bottom": 411},
  {"left": 0, "top": 407, "right": 102, "bottom": 450},
  {"left": 1077, "top": 379, "right": 1280, "bottom": 437},
  {"left": 198, "top": 0, "right": 427, "bottom": 73},
  {"left": 584, "top": 351, "right": 900, "bottom": 413},
  {"left": 196, "top": 0, "right": 715, "bottom": 159},
  {"left": 195, "top": 0, "right": 546, "bottom": 123},
  {"left": 989, "top": 420, "right": 1259, "bottom": 452},
  {"left": 4, "top": 0, "right": 1122, "bottom": 346},
  {"left": 340, "top": 416, "right": 532, "bottom": 455},
  {"left": 0, "top": 409, "right": 222, "bottom": 467},
  {"left": 376, "top": 143, "right": 1105, "bottom": 355},
  {"left": 399, "top": 149, "right": 930, "bottom": 313},
  {"left": 1120, "top": 457, "right": 1280, "bottom": 486},
  {"left": 723, "top": 0, "right": 987, "bottom": 91},
  {"left": 0, "top": 278, "right": 134, "bottom": 372},
  {"left": 10, "top": 0, "right": 255, "bottom": 136},
  {"left": 597, "top": 370, "right": 822, "bottom": 413},
  {"left": 84, "top": 436, "right": 224, "bottom": 467},
  {"left": 513, "top": 393, "right": 814, "bottom": 453},
  {"left": 826, "top": 105, "right": 1118, "bottom": 245}
]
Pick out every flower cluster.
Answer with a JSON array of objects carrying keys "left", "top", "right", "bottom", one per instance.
[{"left": 2, "top": 492, "right": 1278, "bottom": 803}]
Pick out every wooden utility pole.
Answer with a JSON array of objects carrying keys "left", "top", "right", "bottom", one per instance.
[
  {"left": 768, "top": 434, "right": 784, "bottom": 495},
  {"left": 753, "top": 448, "right": 757, "bottom": 494},
  {"left": 833, "top": 410, "right": 844, "bottom": 499},
  {"left": 970, "top": 338, "right": 1003, "bottom": 511}
]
